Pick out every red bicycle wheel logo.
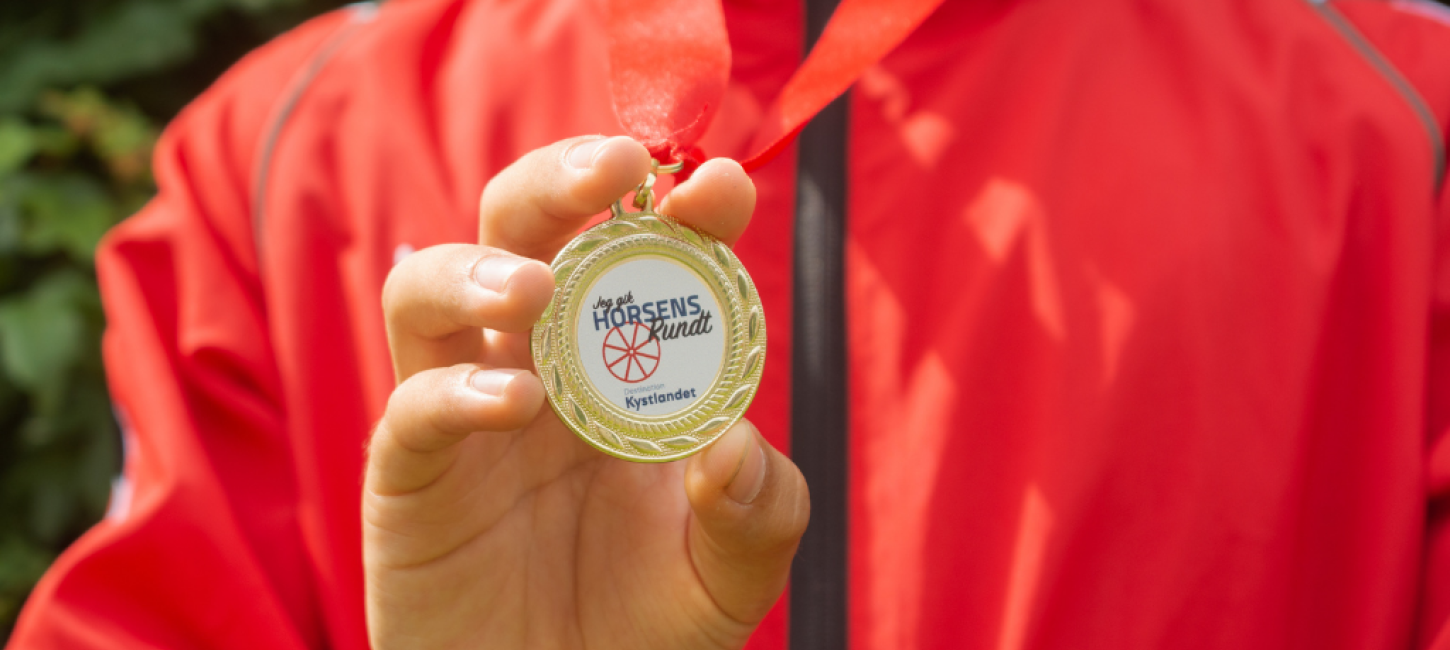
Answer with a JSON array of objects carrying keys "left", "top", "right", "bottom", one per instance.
[{"left": 602, "top": 322, "right": 661, "bottom": 383}]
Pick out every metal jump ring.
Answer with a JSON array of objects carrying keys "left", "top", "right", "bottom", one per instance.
[{"left": 618, "top": 159, "right": 685, "bottom": 216}]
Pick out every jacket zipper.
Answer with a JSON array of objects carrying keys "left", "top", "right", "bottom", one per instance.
[{"left": 790, "top": 0, "right": 850, "bottom": 645}]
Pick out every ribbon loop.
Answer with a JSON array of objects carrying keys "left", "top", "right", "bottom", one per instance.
[
  {"left": 605, "top": 0, "right": 947, "bottom": 172},
  {"left": 605, "top": 0, "right": 731, "bottom": 166}
]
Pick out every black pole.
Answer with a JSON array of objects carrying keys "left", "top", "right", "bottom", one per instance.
[{"left": 789, "top": 0, "right": 849, "bottom": 644}]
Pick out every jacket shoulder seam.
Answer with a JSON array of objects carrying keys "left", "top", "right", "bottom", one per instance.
[
  {"left": 1306, "top": 0, "right": 1447, "bottom": 192},
  {"left": 249, "top": 2, "right": 380, "bottom": 263}
]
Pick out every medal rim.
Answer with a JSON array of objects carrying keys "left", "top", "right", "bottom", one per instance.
[{"left": 531, "top": 209, "right": 766, "bottom": 463}]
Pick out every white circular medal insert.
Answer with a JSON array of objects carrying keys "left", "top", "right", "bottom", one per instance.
[{"left": 575, "top": 255, "right": 727, "bottom": 417}]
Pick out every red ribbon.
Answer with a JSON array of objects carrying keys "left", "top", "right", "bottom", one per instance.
[
  {"left": 605, "top": 0, "right": 947, "bottom": 173},
  {"left": 605, "top": 0, "right": 731, "bottom": 169}
]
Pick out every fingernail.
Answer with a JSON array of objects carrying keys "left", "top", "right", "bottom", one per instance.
[
  {"left": 470, "top": 369, "right": 521, "bottom": 396},
  {"left": 706, "top": 424, "right": 768, "bottom": 505},
  {"left": 565, "top": 137, "right": 607, "bottom": 169},
  {"left": 473, "top": 256, "right": 530, "bottom": 293}
]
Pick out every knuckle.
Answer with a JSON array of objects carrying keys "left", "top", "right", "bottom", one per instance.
[
  {"left": 388, "top": 367, "right": 450, "bottom": 414},
  {"left": 381, "top": 244, "right": 457, "bottom": 310},
  {"left": 380, "top": 258, "right": 414, "bottom": 316},
  {"left": 383, "top": 366, "right": 478, "bottom": 447},
  {"left": 480, "top": 140, "right": 566, "bottom": 209},
  {"left": 389, "top": 243, "right": 528, "bottom": 336},
  {"left": 421, "top": 368, "right": 475, "bottom": 433},
  {"left": 478, "top": 172, "right": 512, "bottom": 214},
  {"left": 382, "top": 368, "right": 430, "bottom": 419}
]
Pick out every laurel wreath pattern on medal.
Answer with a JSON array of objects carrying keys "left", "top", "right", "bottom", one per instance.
[{"left": 531, "top": 210, "right": 766, "bottom": 462}]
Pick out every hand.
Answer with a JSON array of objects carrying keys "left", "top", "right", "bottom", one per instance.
[{"left": 364, "top": 136, "right": 810, "bottom": 650}]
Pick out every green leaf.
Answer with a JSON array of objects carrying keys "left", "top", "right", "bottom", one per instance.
[
  {"left": 0, "top": 535, "right": 54, "bottom": 627},
  {"left": 77, "top": 413, "right": 120, "bottom": 513},
  {"left": 0, "top": 0, "right": 358, "bottom": 640},
  {"left": 39, "top": 87, "right": 159, "bottom": 176},
  {"left": 25, "top": 375, "right": 112, "bottom": 450},
  {"left": 0, "top": 119, "right": 36, "bottom": 176},
  {"left": 28, "top": 125, "right": 79, "bottom": 160},
  {"left": 0, "top": 270, "right": 91, "bottom": 393},
  {"left": 18, "top": 416, "right": 59, "bottom": 449},
  {"left": 6, "top": 173, "right": 116, "bottom": 259},
  {"left": 1, "top": 447, "right": 98, "bottom": 545},
  {"left": 28, "top": 476, "right": 75, "bottom": 543},
  {"left": 0, "top": 198, "right": 23, "bottom": 256},
  {"left": 0, "top": 2, "right": 201, "bottom": 112},
  {"left": 0, "top": 536, "right": 53, "bottom": 592}
]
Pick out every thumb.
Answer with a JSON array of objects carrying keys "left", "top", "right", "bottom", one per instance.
[{"left": 685, "top": 420, "right": 811, "bottom": 626}]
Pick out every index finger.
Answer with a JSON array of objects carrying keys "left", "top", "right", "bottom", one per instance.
[
  {"left": 478, "top": 137, "right": 758, "bottom": 260},
  {"left": 478, "top": 135, "right": 651, "bottom": 259}
]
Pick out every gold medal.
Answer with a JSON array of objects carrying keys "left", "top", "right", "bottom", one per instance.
[{"left": 531, "top": 161, "right": 766, "bottom": 462}]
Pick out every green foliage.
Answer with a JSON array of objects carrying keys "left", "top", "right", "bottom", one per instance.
[
  {"left": 0, "top": 0, "right": 348, "bottom": 640},
  {"left": 0, "top": 84, "right": 141, "bottom": 641}
]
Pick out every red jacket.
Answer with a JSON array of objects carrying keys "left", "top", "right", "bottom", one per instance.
[{"left": 13, "top": 0, "right": 1450, "bottom": 648}]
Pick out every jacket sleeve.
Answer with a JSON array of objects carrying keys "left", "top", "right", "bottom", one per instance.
[
  {"left": 1331, "top": 4, "right": 1450, "bottom": 648},
  {"left": 1424, "top": 153, "right": 1450, "bottom": 650},
  {"left": 1412, "top": 3, "right": 1450, "bottom": 644},
  {"left": 1428, "top": 193, "right": 1450, "bottom": 650},
  {"left": 8, "top": 10, "right": 358, "bottom": 649}
]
